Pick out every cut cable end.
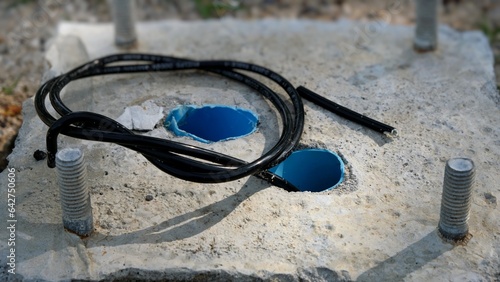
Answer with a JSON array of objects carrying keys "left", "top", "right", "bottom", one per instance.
[
  {"left": 47, "top": 152, "right": 56, "bottom": 168},
  {"left": 384, "top": 129, "right": 399, "bottom": 138}
]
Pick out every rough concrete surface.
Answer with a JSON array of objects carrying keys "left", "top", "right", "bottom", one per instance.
[{"left": 1, "top": 19, "right": 499, "bottom": 281}]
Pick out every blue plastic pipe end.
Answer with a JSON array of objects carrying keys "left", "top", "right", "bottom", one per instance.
[
  {"left": 269, "top": 149, "right": 345, "bottom": 192},
  {"left": 165, "top": 105, "right": 258, "bottom": 143}
]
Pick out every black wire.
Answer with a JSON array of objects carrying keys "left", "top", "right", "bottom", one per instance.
[
  {"left": 35, "top": 53, "right": 304, "bottom": 192},
  {"left": 297, "top": 86, "right": 398, "bottom": 136},
  {"left": 35, "top": 54, "right": 397, "bottom": 192}
]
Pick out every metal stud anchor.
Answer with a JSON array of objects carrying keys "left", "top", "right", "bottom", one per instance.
[
  {"left": 110, "top": 0, "right": 137, "bottom": 48},
  {"left": 438, "top": 157, "right": 475, "bottom": 241},
  {"left": 414, "top": 0, "right": 438, "bottom": 52},
  {"left": 56, "top": 148, "right": 93, "bottom": 237}
]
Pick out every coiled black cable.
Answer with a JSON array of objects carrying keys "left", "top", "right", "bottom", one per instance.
[
  {"left": 35, "top": 53, "right": 397, "bottom": 192},
  {"left": 35, "top": 53, "right": 305, "bottom": 192}
]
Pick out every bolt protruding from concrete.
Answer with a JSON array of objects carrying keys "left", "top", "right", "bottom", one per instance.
[
  {"left": 110, "top": 0, "right": 137, "bottom": 48},
  {"left": 438, "top": 157, "right": 475, "bottom": 241},
  {"left": 56, "top": 148, "right": 93, "bottom": 237},
  {"left": 414, "top": 0, "right": 438, "bottom": 52}
]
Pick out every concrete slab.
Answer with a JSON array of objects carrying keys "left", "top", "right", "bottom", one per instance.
[{"left": 1, "top": 19, "right": 499, "bottom": 281}]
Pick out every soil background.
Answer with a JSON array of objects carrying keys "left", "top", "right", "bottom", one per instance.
[{"left": 1, "top": 0, "right": 499, "bottom": 171}]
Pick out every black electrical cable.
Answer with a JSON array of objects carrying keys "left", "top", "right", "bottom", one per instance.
[
  {"left": 35, "top": 53, "right": 397, "bottom": 192},
  {"left": 297, "top": 86, "right": 398, "bottom": 136},
  {"left": 35, "top": 53, "right": 305, "bottom": 192}
]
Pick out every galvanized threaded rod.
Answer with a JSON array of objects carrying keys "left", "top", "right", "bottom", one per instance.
[
  {"left": 414, "top": 0, "right": 438, "bottom": 52},
  {"left": 110, "top": 0, "right": 137, "bottom": 47},
  {"left": 56, "top": 148, "right": 93, "bottom": 236},
  {"left": 438, "top": 157, "right": 475, "bottom": 241}
]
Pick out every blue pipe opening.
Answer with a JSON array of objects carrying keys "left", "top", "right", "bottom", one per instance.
[
  {"left": 269, "top": 149, "right": 345, "bottom": 192},
  {"left": 165, "top": 105, "right": 258, "bottom": 143}
]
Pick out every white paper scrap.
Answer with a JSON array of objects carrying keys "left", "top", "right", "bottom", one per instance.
[{"left": 116, "top": 100, "right": 164, "bottom": 131}]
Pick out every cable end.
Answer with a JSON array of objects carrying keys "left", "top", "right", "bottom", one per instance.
[
  {"left": 47, "top": 152, "right": 56, "bottom": 168},
  {"left": 384, "top": 129, "right": 399, "bottom": 138}
]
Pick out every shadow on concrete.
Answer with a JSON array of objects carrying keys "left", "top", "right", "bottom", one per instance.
[
  {"left": 88, "top": 176, "right": 269, "bottom": 247},
  {"left": 356, "top": 230, "right": 453, "bottom": 281},
  {"left": 8, "top": 175, "right": 269, "bottom": 280}
]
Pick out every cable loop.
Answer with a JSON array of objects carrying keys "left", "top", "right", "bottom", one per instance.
[{"left": 35, "top": 54, "right": 305, "bottom": 192}]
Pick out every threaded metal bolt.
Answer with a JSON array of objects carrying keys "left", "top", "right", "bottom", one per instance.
[
  {"left": 110, "top": 0, "right": 137, "bottom": 48},
  {"left": 414, "top": 0, "right": 438, "bottom": 52},
  {"left": 438, "top": 157, "right": 475, "bottom": 241},
  {"left": 56, "top": 148, "right": 93, "bottom": 237}
]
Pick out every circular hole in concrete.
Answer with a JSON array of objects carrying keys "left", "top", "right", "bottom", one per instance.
[
  {"left": 269, "top": 149, "right": 345, "bottom": 192},
  {"left": 165, "top": 105, "right": 258, "bottom": 143}
]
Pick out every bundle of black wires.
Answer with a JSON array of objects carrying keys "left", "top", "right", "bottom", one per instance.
[
  {"left": 35, "top": 53, "right": 306, "bottom": 192},
  {"left": 35, "top": 53, "right": 397, "bottom": 192}
]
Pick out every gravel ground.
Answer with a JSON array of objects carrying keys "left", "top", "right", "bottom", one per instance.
[{"left": 0, "top": 0, "right": 499, "bottom": 171}]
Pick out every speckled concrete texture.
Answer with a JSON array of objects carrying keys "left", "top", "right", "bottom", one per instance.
[{"left": 1, "top": 19, "right": 499, "bottom": 281}]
